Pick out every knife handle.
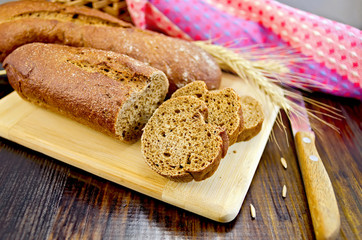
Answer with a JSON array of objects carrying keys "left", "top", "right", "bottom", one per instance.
[{"left": 295, "top": 131, "right": 340, "bottom": 240}]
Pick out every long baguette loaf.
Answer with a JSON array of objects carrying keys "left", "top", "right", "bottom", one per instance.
[
  {"left": 0, "top": 0, "right": 222, "bottom": 94},
  {"left": 3, "top": 43, "right": 169, "bottom": 143}
]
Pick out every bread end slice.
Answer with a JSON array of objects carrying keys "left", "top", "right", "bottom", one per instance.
[
  {"left": 237, "top": 96, "right": 264, "bottom": 142},
  {"left": 141, "top": 96, "right": 229, "bottom": 182}
]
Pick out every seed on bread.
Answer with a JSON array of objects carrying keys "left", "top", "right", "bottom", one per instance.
[
  {"left": 141, "top": 96, "right": 229, "bottom": 182},
  {"left": 172, "top": 81, "right": 243, "bottom": 145},
  {"left": 237, "top": 96, "right": 264, "bottom": 142}
]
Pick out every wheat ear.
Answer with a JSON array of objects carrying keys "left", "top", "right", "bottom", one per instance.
[
  {"left": 195, "top": 41, "right": 293, "bottom": 112},
  {"left": 195, "top": 41, "right": 342, "bottom": 134}
]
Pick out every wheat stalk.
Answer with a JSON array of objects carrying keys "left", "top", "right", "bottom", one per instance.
[
  {"left": 195, "top": 41, "right": 293, "bottom": 112},
  {"left": 251, "top": 59, "right": 290, "bottom": 74},
  {"left": 195, "top": 41, "right": 342, "bottom": 134}
]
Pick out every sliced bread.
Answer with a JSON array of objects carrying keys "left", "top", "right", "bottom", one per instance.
[
  {"left": 237, "top": 96, "right": 264, "bottom": 142},
  {"left": 141, "top": 96, "right": 229, "bottom": 182},
  {"left": 171, "top": 81, "right": 243, "bottom": 145}
]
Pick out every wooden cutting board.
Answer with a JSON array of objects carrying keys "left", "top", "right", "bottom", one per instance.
[{"left": 0, "top": 73, "right": 279, "bottom": 222}]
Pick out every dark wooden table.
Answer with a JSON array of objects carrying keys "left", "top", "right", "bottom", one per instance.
[{"left": 0, "top": 71, "right": 361, "bottom": 239}]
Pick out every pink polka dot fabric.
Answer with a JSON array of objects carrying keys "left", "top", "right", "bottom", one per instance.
[{"left": 126, "top": 0, "right": 362, "bottom": 100}]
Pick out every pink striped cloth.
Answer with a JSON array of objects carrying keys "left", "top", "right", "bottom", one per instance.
[{"left": 126, "top": 0, "right": 362, "bottom": 99}]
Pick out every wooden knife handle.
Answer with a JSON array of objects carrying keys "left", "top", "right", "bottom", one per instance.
[{"left": 295, "top": 131, "right": 340, "bottom": 240}]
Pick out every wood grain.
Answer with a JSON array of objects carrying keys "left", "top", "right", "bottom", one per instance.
[
  {"left": 0, "top": 73, "right": 279, "bottom": 223},
  {"left": 0, "top": 72, "right": 361, "bottom": 239},
  {"left": 295, "top": 131, "right": 340, "bottom": 240}
]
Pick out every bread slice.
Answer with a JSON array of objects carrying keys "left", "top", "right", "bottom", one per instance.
[
  {"left": 171, "top": 81, "right": 243, "bottom": 145},
  {"left": 3, "top": 43, "right": 169, "bottom": 143},
  {"left": 237, "top": 96, "right": 264, "bottom": 142},
  {"left": 141, "top": 96, "right": 229, "bottom": 182}
]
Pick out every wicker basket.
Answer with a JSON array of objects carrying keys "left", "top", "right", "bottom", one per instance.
[{"left": 49, "top": 0, "right": 133, "bottom": 23}]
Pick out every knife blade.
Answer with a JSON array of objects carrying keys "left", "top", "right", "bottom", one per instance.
[{"left": 288, "top": 89, "right": 340, "bottom": 240}]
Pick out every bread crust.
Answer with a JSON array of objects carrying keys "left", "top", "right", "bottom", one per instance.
[
  {"left": 0, "top": 0, "right": 222, "bottom": 94},
  {"left": 3, "top": 43, "right": 169, "bottom": 142}
]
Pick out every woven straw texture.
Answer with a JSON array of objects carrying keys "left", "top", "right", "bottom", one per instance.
[{"left": 49, "top": 0, "right": 132, "bottom": 22}]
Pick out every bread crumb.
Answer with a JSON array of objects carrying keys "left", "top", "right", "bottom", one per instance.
[
  {"left": 233, "top": 150, "right": 237, "bottom": 154},
  {"left": 171, "top": 81, "right": 242, "bottom": 145}
]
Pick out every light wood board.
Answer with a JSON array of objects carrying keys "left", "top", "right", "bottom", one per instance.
[{"left": 0, "top": 73, "right": 279, "bottom": 222}]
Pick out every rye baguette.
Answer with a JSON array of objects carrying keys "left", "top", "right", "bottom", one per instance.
[
  {"left": 3, "top": 43, "right": 169, "bottom": 143},
  {"left": 0, "top": 0, "right": 222, "bottom": 94}
]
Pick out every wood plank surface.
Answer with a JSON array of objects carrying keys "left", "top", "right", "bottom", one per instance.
[
  {"left": 0, "top": 73, "right": 279, "bottom": 223},
  {"left": 0, "top": 72, "right": 360, "bottom": 239}
]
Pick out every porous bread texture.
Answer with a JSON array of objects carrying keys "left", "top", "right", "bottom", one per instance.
[
  {"left": 141, "top": 96, "right": 229, "bottom": 182},
  {"left": 237, "top": 96, "right": 264, "bottom": 142},
  {"left": 171, "top": 81, "right": 243, "bottom": 145},
  {"left": 4, "top": 43, "right": 169, "bottom": 143},
  {"left": 116, "top": 72, "right": 168, "bottom": 142},
  {"left": 65, "top": 58, "right": 168, "bottom": 142}
]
